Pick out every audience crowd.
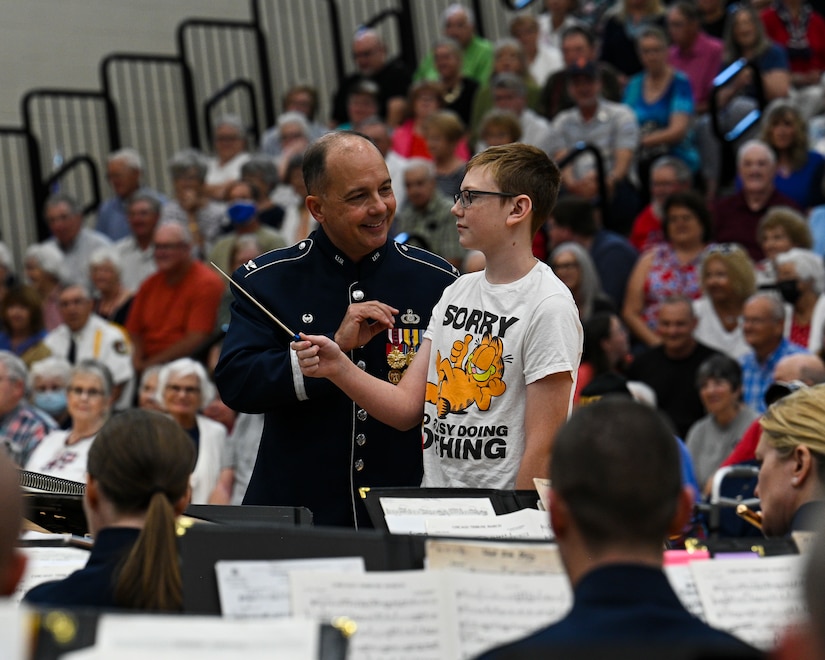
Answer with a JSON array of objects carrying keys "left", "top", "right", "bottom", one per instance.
[{"left": 2, "top": 2, "right": 825, "bottom": 647}]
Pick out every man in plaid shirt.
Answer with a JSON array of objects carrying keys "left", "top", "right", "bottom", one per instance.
[
  {"left": 0, "top": 352, "right": 56, "bottom": 467},
  {"left": 740, "top": 294, "right": 809, "bottom": 413}
]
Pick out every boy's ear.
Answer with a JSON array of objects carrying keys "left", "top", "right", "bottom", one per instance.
[{"left": 505, "top": 194, "right": 533, "bottom": 229}]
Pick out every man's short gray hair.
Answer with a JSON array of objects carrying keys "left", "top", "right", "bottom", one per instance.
[
  {"left": 404, "top": 158, "right": 436, "bottom": 179},
  {"left": 737, "top": 139, "right": 776, "bottom": 168},
  {"left": 29, "top": 357, "right": 72, "bottom": 390},
  {"left": 443, "top": 3, "right": 474, "bottom": 27},
  {"left": 88, "top": 247, "right": 123, "bottom": 277},
  {"left": 128, "top": 192, "right": 163, "bottom": 215},
  {"left": 746, "top": 292, "right": 786, "bottom": 321},
  {"left": 168, "top": 149, "right": 209, "bottom": 182},
  {"left": 214, "top": 114, "right": 246, "bottom": 135},
  {"left": 44, "top": 193, "right": 81, "bottom": 216},
  {"left": 24, "top": 243, "right": 65, "bottom": 281},
  {"left": 156, "top": 357, "right": 216, "bottom": 408},
  {"left": 0, "top": 351, "right": 28, "bottom": 385},
  {"left": 277, "top": 111, "right": 310, "bottom": 136},
  {"left": 650, "top": 155, "right": 692, "bottom": 183},
  {"left": 107, "top": 148, "right": 144, "bottom": 172},
  {"left": 776, "top": 248, "right": 825, "bottom": 294},
  {"left": 491, "top": 72, "right": 527, "bottom": 97},
  {"left": 241, "top": 156, "right": 280, "bottom": 192}
]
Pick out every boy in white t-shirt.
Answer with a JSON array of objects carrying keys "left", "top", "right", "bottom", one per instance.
[{"left": 294, "top": 143, "right": 583, "bottom": 488}]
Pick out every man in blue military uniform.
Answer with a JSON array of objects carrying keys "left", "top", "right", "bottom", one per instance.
[{"left": 214, "top": 131, "right": 457, "bottom": 527}]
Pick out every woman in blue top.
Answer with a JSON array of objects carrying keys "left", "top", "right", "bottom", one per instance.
[
  {"left": 623, "top": 26, "right": 699, "bottom": 203},
  {"left": 759, "top": 101, "right": 825, "bottom": 211}
]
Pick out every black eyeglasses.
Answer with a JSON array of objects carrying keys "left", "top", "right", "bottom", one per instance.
[{"left": 454, "top": 190, "right": 517, "bottom": 209}]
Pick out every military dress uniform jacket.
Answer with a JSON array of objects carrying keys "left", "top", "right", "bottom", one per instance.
[{"left": 214, "top": 228, "right": 458, "bottom": 527}]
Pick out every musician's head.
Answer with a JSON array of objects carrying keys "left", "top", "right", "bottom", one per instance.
[
  {"left": 756, "top": 384, "right": 825, "bottom": 537},
  {"left": 0, "top": 451, "right": 26, "bottom": 595},
  {"left": 549, "top": 398, "right": 691, "bottom": 575}
]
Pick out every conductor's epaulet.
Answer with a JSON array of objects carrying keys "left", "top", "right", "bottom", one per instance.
[
  {"left": 235, "top": 238, "right": 315, "bottom": 280},
  {"left": 392, "top": 241, "right": 460, "bottom": 279}
]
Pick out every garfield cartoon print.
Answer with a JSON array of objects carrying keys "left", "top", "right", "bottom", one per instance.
[{"left": 426, "top": 332, "right": 509, "bottom": 417}]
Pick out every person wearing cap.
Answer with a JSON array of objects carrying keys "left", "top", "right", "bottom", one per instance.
[
  {"left": 755, "top": 384, "right": 825, "bottom": 537},
  {"left": 548, "top": 57, "right": 641, "bottom": 235},
  {"left": 331, "top": 28, "right": 412, "bottom": 128},
  {"left": 540, "top": 25, "right": 623, "bottom": 121},
  {"left": 208, "top": 180, "right": 286, "bottom": 277}
]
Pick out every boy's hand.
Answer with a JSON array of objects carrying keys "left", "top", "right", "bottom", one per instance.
[
  {"left": 293, "top": 334, "right": 347, "bottom": 379},
  {"left": 334, "top": 301, "right": 398, "bottom": 352}
]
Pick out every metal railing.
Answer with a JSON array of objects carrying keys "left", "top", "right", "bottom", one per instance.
[
  {"left": 203, "top": 79, "right": 262, "bottom": 146},
  {"left": 101, "top": 52, "right": 201, "bottom": 195},
  {"left": 21, "top": 88, "right": 119, "bottom": 226},
  {"left": 177, "top": 18, "right": 274, "bottom": 147},
  {"left": 0, "top": 127, "right": 43, "bottom": 257}
]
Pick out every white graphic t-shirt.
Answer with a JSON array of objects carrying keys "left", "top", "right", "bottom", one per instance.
[{"left": 421, "top": 261, "right": 582, "bottom": 489}]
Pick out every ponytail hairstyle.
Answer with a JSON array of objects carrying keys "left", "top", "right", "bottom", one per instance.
[{"left": 86, "top": 409, "right": 195, "bottom": 611}]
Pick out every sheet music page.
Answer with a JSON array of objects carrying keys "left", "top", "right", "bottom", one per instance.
[
  {"left": 13, "top": 546, "right": 89, "bottom": 603},
  {"left": 424, "top": 508, "right": 553, "bottom": 540},
  {"left": 290, "top": 570, "right": 455, "bottom": 660},
  {"left": 443, "top": 570, "right": 572, "bottom": 659},
  {"left": 63, "top": 614, "right": 319, "bottom": 660},
  {"left": 380, "top": 497, "right": 496, "bottom": 534},
  {"left": 425, "top": 539, "right": 564, "bottom": 574},
  {"left": 215, "top": 557, "right": 365, "bottom": 618},
  {"left": 691, "top": 555, "right": 806, "bottom": 650},
  {"left": 0, "top": 601, "right": 28, "bottom": 659},
  {"left": 664, "top": 564, "right": 706, "bottom": 620}
]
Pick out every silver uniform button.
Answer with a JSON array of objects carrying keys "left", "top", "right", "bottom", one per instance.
[
  {"left": 356, "top": 360, "right": 366, "bottom": 370},
  {"left": 354, "top": 458, "right": 365, "bottom": 471},
  {"left": 352, "top": 289, "right": 365, "bottom": 301},
  {"left": 357, "top": 408, "right": 368, "bottom": 421},
  {"left": 356, "top": 433, "right": 366, "bottom": 446}
]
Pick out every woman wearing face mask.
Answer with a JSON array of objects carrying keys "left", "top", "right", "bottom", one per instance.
[
  {"left": 774, "top": 249, "right": 825, "bottom": 354},
  {"left": 207, "top": 180, "right": 285, "bottom": 277},
  {"left": 29, "top": 357, "right": 73, "bottom": 429}
]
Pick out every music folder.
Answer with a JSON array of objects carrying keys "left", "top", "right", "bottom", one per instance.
[{"left": 360, "top": 486, "right": 541, "bottom": 533}]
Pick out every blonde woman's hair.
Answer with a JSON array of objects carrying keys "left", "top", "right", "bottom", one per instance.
[{"left": 760, "top": 385, "right": 825, "bottom": 470}]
